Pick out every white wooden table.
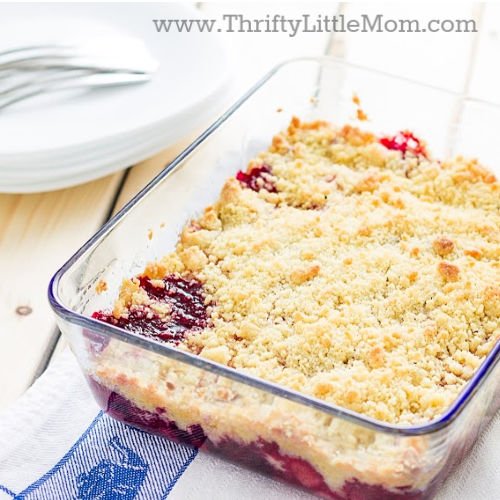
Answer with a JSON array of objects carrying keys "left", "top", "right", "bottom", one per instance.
[{"left": 0, "top": 2, "right": 497, "bottom": 412}]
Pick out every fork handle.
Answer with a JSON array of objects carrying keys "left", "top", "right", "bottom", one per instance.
[{"left": 0, "top": 72, "right": 151, "bottom": 111}]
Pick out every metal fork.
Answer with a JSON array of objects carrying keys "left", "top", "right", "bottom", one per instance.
[
  {"left": 0, "top": 39, "right": 158, "bottom": 73},
  {"left": 0, "top": 70, "right": 152, "bottom": 110},
  {"left": 0, "top": 38, "right": 158, "bottom": 110}
]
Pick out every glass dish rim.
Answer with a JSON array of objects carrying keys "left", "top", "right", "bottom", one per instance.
[{"left": 48, "top": 56, "right": 500, "bottom": 437}]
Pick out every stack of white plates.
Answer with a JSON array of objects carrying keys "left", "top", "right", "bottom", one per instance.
[{"left": 0, "top": 3, "right": 231, "bottom": 193}]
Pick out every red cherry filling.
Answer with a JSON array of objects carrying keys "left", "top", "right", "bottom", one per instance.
[
  {"left": 379, "top": 131, "right": 428, "bottom": 159},
  {"left": 92, "top": 275, "right": 208, "bottom": 343},
  {"left": 88, "top": 378, "right": 207, "bottom": 448},
  {"left": 138, "top": 275, "right": 208, "bottom": 331},
  {"left": 89, "top": 377, "right": 424, "bottom": 499},
  {"left": 92, "top": 307, "right": 177, "bottom": 342},
  {"left": 236, "top": 164, "right": 277, "bottom": 193}
]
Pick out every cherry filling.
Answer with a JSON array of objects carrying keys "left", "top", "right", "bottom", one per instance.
[
  {"left": 138, "top": 275, "right": 208, "bottom": 332},
  {"left": 236, "top": 164, "right": 277, "bottom": 193},
  {"left": 89, "top": 378, "right": 427, "bottom": 500},
  {"left": 92, "top": 275, "right": 208, "bottom": 343},
  {"left": 379, "top": 131, "right": 428, "bottom": 159}
]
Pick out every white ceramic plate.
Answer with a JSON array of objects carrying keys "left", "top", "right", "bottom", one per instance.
[
  {"left": 0, "top": 3, "right": 231, "bottom": 192},
  {"left": 0, "top": 94, "right": 223, "bottom": 192},
  {"left": 0, "top": 89, "right": 224, "bottom": 182},
  {"left": 0, "top": 3, "right": 230, "bottom": 155}
]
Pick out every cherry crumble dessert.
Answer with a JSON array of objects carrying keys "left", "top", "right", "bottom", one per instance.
[{"left": 91, "top": 117, "right": 499, "bottom": 499}]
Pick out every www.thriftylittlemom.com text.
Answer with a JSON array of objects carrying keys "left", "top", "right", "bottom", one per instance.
[{"left": 152, "top": 14, "right": 477, "bottom": 37}]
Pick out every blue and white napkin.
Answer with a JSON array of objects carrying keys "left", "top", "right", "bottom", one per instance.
[{"left": 0, "top": 350, "right": 498, "bottom": 499}]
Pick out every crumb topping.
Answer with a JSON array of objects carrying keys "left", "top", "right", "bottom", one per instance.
[
  {"left": 99, "top": 117, "right": 499, "bottom": 425},
  {"left": 95, "top": 280, "right": 108, "bottom": 294}
]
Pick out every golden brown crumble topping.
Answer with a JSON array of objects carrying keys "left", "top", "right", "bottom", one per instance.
[
  {"left": 111, "top": 118, "right": 499, "bottom": 425},
  {"left": 95, "top": 280, "right": 108, "bottom": 294}
]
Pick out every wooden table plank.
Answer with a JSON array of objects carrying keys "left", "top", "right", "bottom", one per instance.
[
  {"left": 0, "top": 173, "right": 124, "bottom": 410},
  {"left": 468, "top": 3, "right": 500, "bottom": 103}
]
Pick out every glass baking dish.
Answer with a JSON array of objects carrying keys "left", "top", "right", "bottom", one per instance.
[{"left": 49, "top": 58, "right": 500, "bottom": 499}]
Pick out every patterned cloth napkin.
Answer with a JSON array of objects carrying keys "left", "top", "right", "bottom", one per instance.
[{"left": 0, "top": 350, "right": 498, "bottom": 500}]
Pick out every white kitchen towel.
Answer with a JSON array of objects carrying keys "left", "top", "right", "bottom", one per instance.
[{"left": 0, "top": 350, "right": 498, "bottom": 500}]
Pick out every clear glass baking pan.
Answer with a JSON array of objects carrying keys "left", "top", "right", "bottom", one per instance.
[{"left": 49, "top": 58, "right": 500, "bottom": 499}]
